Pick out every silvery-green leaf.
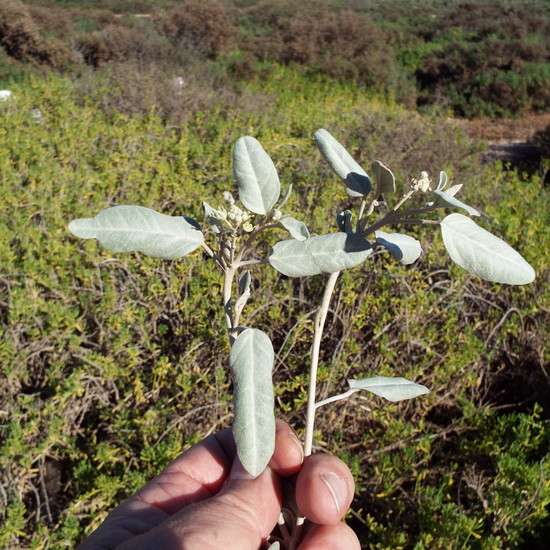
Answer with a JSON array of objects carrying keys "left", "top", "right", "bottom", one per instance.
[
  {"left": 336, "top": 210, "right": 353, "bottom": 232},
  {"left": 233, "top": 136, "right": 280, "bottom": 215},
  {"left": 433, "top": 190, "right": 480, "bottom": 216},
  {"left": 68, "top": 205, "right": 204, "bottom": 260},
  {"left": 307, "top": 233, "right": 371, "bottom": 273},
  {"left": 375, "top": 230, "right": 422, "bottom": 265},
  {"left": 278, "top": 184, "right": 293, "bottom": 209},
  {"left": 239, "top": 270, "right": 252, "bottom": 296},
  {"left": 269, "top": 232, "right": 372, "bottom": 277},
  {"left": 279, "top": 216, "right": 310, "bottom": 241},
  {"left": 445, "top": 183, "right": 462, "bottom": 197},
  {"left": 230, "top": 328, "right": 275, "bottom": 477},
  {"left": 440, "top": 213, "right": 535, "bottom": 285},
  {"left": 371, "top": 160, "right": 395, "bottom": 195},
  {"left": 203, "top": 201, "right": 223, "bottom": 234},
  {"left": 436, "top": 171, "right": 448, "bottom": 191},
  {"left": 348, "top": 376, "right": 429, "bottom": 402},
  {"left": 269, "top": 239, "right": 312, "bottom": 277},
  {"left": 267, "top": 543, "right": 280, "bottom": 550},
  {"left": 235, "top": 270, "right": 252, "bottom": 314},
  {"left": 313, "top": 128, "right": 371, "bottom": 197}
]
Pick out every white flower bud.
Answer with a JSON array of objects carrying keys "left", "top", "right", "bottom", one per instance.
[
  {"left": 272, "top": 209, "right": 282, "bottom": 221},
  {"left": 223, "top": 191, "right": 235, "bottom": 205},
  {"left": 410, "top": 171, "right": 432, "bottom": 193},
  {"left": 229, "top": 204, "right": 243, "bottom": 217}
]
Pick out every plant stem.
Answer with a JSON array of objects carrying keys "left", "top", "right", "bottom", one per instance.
[
  {"left": 392, "top": 189, "right": 414, "bottom": 212},
  {"left": 303, "top": 270, "right": 341, "bottom": 457},
  {"left": 223, "top": 265, "right": 238, "bottom": 345},
  {"left": 315, "top": 388, "right": 358, "bottom": 409},
  {"left": 361, "top": 203, "right": 439, "bottom": 237},
  {"left": 394, "top": 218, "right": 441, "bottom": 227},
  {"left": 201, "top": 242, "right": 225, "bottom": 269},
  {"left": 356, "top": 198, "right": 367, "bottom": 225}
]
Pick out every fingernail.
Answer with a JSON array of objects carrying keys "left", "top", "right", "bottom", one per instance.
[
  {"left": 288, "top": 432, "right": 304, "bottom": 464},
  {"left": 320, "top": 472, "right": 347, "bottom": 515}
]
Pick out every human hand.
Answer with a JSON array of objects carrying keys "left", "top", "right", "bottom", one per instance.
[{"left": 78, "top": 419, "right": 360, "bottom": 550}]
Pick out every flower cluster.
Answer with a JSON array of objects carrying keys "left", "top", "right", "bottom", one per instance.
[
  {"left": 208, "top": 192, "right": 254, "bottom": 232},
  {"left": 410, "top": 171, "right": 432, "bottom": 193}
]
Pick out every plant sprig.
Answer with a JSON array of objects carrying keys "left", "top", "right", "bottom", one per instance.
[{"left": 68, "top": 128, "right": 535, "bottom": 549}]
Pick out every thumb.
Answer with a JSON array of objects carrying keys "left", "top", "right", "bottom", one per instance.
[{"left": 120, "top": 460, "right": 282, "bottom": 550}]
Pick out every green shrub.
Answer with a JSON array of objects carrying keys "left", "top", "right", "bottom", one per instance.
[
  {"left": 152, "top": 0, "right": 237, "bottom": 57},
  {"left": 0, "top": 59, "right": 547, "bottom": 550},
  {"left": 3, "top": 1, "right": 549, "bottom": 118},
  {"left": 0, "top": 0, "right": 72, "bottom": 67}
]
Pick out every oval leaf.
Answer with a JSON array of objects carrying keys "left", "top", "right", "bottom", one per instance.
[
  {"left": 230, "top": 328, "right": 275, "bottom": 477},
  {"left": 371, "top": 160, "right": 396, "bottom": 195},
  {"left": 440, "top": 213, "right": 535, "bottom": 285},
  {"left": 375, "top": 230, "right": 422, "bottom": 265},
  {"left": 436, "top": 171, "right": 448, "bottom": 191},
  {"left": 433, "top": 190, "right": 480, "bottom": 216},
  {"left": 269, "top": 232, "right": 372, "bottom": 277},
  {"left": 68, "top": 205, "right": 204, "bottom": 259},
  {"left": 307, "top": 233, "right": 371, "bottom": 274},
  {"left": 279, "top": 216, "right": 310, "bottom": 241},
  {"left": 233, "top": 136, "right": 280, "bottom": 215},
  {"left": 348, "top": 376, "right": 429, "bottom": 402},
  {"left": 314, "top": 128, "right": 371, "bottom": 197},
  {"left": 269, "top": 239, "right": 314, "bottom": 277}
]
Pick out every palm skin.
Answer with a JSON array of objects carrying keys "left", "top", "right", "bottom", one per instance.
[{"left": 78, "top": 420, "right": 360, "bottom": 550}]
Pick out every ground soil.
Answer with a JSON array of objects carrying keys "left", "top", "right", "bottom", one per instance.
[{"left": 453, "top": 112, "right": 550, "bottom": 165}]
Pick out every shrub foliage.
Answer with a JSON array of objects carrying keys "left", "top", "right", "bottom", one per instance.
[
  {"left": 0, "top": 66, "right": 548, "bottom": 548},
  {"left": 0, "top": 1, "right": 549, "bottom": 549},
  {"left": 1, "top": 0, "right": 548, "bottom": 117}
]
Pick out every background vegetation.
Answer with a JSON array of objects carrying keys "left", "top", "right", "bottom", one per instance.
[
  {"left": 0, "top": 1, "right": 548, "bottom": 549},
  {"left": 1, "top": 0, "right": 549, "bottom": 118}
]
